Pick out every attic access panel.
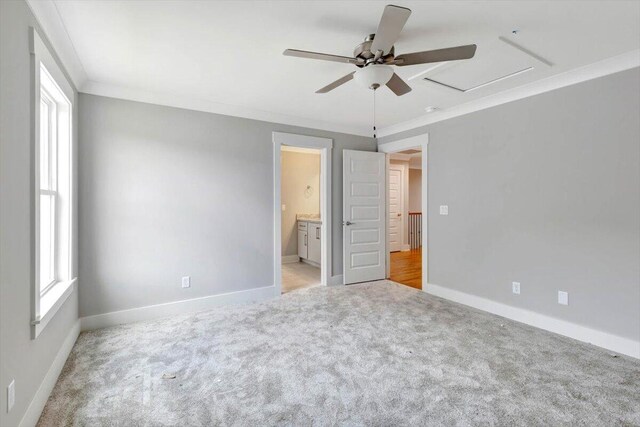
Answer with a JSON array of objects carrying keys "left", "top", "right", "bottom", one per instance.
[{"left": 422, "top": 38, "right": 549, "bottom": 93}]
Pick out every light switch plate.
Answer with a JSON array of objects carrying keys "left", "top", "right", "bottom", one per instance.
[
  {"left": 281, "top": 204, "right": 286, "bottom": 211},
  {"left": 512, "top": 282, "right": 521, "bottom": 295},
  {"left": 439, "top": 205, "right": 449, "bottom": 215},
  {"left": 558, "top": 291, "right": 569, "bottom": 305},
  {"left": 181, "top": 276, "right": 191, "bottom": 288}
]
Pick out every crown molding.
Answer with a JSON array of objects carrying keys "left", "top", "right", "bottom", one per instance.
[
  {"left": 26, "top": 0, "right": 88, "bottom": 90},
  {"left": 81, "top": 81, "right": 371, "bottom": 137},
  {"left": 377, "top": 49, "right": 640, "bottom": 139},
  {"left": 25, "top": 0, "right": 367, "bottom": 136}
]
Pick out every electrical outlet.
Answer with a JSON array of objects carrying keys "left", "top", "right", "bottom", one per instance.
[
  {"left": 558, "top": 291, "right": 569, "bottom": 305},
  {"left": 7, "top": 380, "right": 15, "bottom": 413},
  {"left": 181, "top": 276, "right": 190, "bottom": 288},
  {"left": 439, "top": 205, "right": 449, "bottom": 215},
  {"left": 512, "top": 282, "right": 521, "bottom": 295}
]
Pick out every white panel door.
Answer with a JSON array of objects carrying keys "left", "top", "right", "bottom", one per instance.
[
  {"left": 388, "top": 165, "right": 404, "bottom": 252},
  {"left": 343, "top": 150, "right": 386, "bottom": 284}
]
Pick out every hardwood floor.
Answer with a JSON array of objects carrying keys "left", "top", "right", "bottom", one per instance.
[{"left": 389, "top": 248, "right": 422, "bottom": 290}]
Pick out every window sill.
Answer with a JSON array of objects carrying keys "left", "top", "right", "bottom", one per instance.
[{"left": 32, "top": 278, "right": 76, "bottom": 339}]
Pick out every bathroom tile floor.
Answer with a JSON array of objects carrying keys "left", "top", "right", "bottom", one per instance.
[{"left": 282, "top": 261, "right": 320, "bottom": 293}]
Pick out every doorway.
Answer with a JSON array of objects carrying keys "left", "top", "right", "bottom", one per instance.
[
  {"left": 280, "top": 146, "right": 321, "bottom": 293},
  {"left": 378, "top": 134, "right": 429, "bottom": 290},
  {"left": 273, "top": 132, "right": 332, "bottom": 296},
  {"left": 386, "top": 151, "right": 422, "bottom": 289}
]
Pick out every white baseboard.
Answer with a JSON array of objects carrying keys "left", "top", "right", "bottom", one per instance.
[
  {"left": 19, "top": 319, "right": 81, "bottom": 427},
  {"left": 401, "top": 244, "right": 411, "bottom": 252},
  {"left": 328, "top": 274, "right": 344, "bottom": 286},
  {"left": 80, "top": 286, "right": 275, "bottom": 331},
  {"left": 281, "top": 255, "right": 299, "bottom": 264},
  {"left": 424, "top": 283, "right": 640, "bottom": 359}
]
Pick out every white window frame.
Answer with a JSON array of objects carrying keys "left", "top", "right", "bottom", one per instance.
[
  {"left": 39, "top": 87, "right": 58, "bottom": 296},
  {"left": 30, "top": 27, "right": 77, "bottom": 339}
]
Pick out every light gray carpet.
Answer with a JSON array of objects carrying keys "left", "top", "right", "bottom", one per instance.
[{"left": 38, "top": 281, "right": 640, "bottom": 426}]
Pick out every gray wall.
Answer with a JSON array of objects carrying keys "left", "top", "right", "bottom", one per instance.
[
  {"left": 0, "top": 1, "right": 79, "bottom": 426},
  {"left": 78, "top": 94, "right": 375, "bottom": 317},
  {"left": 379, "top": 68, "right": 640, "bottom": 340},
  {"left": 409, "top": 168, "right": 422, "bottom": 213}
]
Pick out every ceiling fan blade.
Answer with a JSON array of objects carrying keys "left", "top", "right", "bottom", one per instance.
[
  {"left": 395, "top": 44, "right": 477, "bottom": 66},
  {"left": 386, "top": 73, "right": 412, "bottom": 96},
  {"left": 370, "top": 5, "right": 412, "bottom": 56},
  {"left": 316, "top": 72, "right": 356, "bottom": 93},
  {"left": 283, "top": 49, "right": 358, "bottom": 64}
]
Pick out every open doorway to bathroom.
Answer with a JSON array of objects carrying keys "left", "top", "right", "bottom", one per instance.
[
  {"left": 388, "top": 149, "right": 423, "bottom": 289},
  {"left": 280, "top": 146, "right": 322, "bottom": 293}
]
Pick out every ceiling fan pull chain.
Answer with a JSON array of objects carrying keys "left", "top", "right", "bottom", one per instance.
[{"left": 373, "top": 88, "right": 377, "bottom": 138}]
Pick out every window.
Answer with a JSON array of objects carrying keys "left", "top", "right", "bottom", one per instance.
[
  {"left": 39, "top": 86, "right": 57, "bottom": 295},
  {"left": 31, "top": 27, "right": 76, "bottom": 338}
]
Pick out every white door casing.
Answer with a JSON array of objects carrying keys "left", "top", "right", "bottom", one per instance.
[
  {"left": 377, "top": 133, "right": 429, "bottom": 284},
  {"left": 273, "top": 132, "right": 332, "bottom": 295},
  {"left": 343, "top": 150, "right": 386, "bottom": 284},
  {"left": 388, "top": 164, "right": 404, "bottom": 252}
]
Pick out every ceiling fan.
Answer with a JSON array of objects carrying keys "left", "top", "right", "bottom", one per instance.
[{"left": 283, "top": 4, "right": 477, "bottom": 96}]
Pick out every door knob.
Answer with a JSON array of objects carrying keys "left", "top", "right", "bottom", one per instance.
[{"left": 344, "top": 221, "right": 354, "bottom": 226}]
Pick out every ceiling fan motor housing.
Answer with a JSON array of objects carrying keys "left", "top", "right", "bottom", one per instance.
[{"left": 353, "top": 34, "right": 395, "bottom": 67}]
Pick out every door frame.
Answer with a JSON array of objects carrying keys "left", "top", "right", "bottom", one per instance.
[
  {"left": 378, "top": 133, "right": 429, "bottom": 286},
  {"left": 273, "top": 132, "right": 332, "bottom": 296}
]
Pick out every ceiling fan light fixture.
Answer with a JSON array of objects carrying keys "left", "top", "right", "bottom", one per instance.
[
  {"left": 283, "top": 5, "right": 477, "bottom": 96},
  {"left": 354, "top": 64, "right": 394, "bottom": 90}
]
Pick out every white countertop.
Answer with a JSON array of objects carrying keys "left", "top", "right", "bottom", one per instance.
[{"left": 297, "top": 214, "right": 321, "bottom": 224}]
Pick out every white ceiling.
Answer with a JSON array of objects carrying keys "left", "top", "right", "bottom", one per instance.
[{"left": 30, "top": 1, "right": 640, "bottom": 136}]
